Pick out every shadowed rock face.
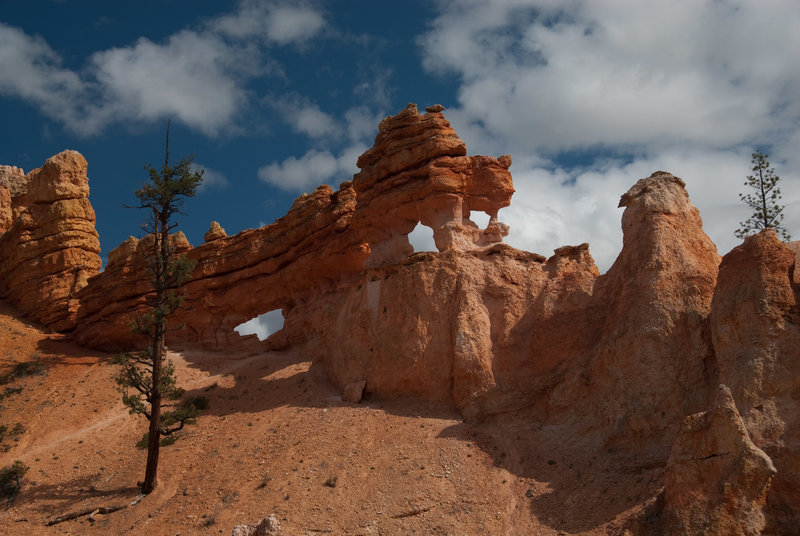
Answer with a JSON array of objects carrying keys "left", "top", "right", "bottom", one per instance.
[
  {"left": 710, "top": 230, "right": 800, "bottom": 533},
  {"left": 3, "top": 105, "right": 800, "bottom": 533},
  {"left": 0, "top": 151, "right": 101, "bottom": 330},
  {"left": 663, "top": 385, "right": 775, "bottom": 536}
]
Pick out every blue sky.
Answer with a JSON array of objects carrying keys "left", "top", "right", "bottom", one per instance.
[{"left": 2, "top": 0, "right": 799, "bottom": 279}]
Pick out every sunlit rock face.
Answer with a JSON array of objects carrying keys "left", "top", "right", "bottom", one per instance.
[
  {"left": 74, "top": 182, "right": 368, "bottom": 350},
  {"left": 73, "top": 103, "right": 517, "bottom": 352},
  {"left": 352, "top": 103, "right": 514, "bottom": 267},
  {"left": 0, "top": 151, "right": 101, "bottom": 331},
  {"left": 5, "top": 105, "right": 800, "bottom": 534}
]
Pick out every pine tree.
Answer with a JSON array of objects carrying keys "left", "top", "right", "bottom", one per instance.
[
  {"left": 112, "top": 122, "right": 207, "bottom": 494},
  {"left": 736, "top": 150, "right": 791, "bottom": 241}
]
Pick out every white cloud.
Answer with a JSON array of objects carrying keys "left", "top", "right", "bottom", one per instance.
[
  {"left": 0, "top": 23, "right": 91, "bottom": 128},
  {"left": 417, "top": 0, "right": 800, "bottom": 270},
  {"left": 343, "top": 106, "right": 382, "bottom": 143},
  {"left": 193, "top": 163, "right": 230, "bottom": 193},
  {"left": 264, "top": 4, "right": 326, "bottom": 45},
  {"left": 259, "top": 101, "right": 382, "bottom": 191},
  {"left": 91, "top": 31, "right": 248, "bottom": 136},
  {"left": 421, "top": 0, "right": 800, "bottom": 154},
  {"left": 272, "top": 95, "right": 337, "bottom": 138},
  {"left": 213, "top": 0, "right": 326, "bottom": 45},
  {"left": 258, "top": 143, "right": 365, "bottom": 191},
  {"left": 0, "top": 0, "right": 327, "bottom": 136}
]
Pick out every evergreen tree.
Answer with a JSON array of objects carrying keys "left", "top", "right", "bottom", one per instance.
[
  {"left": 736, "top": 150, "right": 791, "bottom": 240},
  {"left": 112, "top": 122, "right": 207, "bottom": 494}
]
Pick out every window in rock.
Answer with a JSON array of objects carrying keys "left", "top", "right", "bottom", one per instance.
[
  {"left": 234, "top": 309, "right": 284, "bottom": 341},
  {"left": 470, "top": 211, "right": 491, "bottom": 229},
  {"left": 407, "top": 222, "right": 437, "bottom": 253}
]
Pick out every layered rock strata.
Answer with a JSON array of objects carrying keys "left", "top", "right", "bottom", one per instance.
[
  {"left": 3, "top": 105, "right": 800, "bottom": 534},
  {"left": 74, "top": 104, "right": 517, "bottom": 351},
  {"left": 74, "top": 183, "right": 368, "bottom": 349},
  {"left": 352, "top": 103, "right": 514, "bottom": 267},
  {"left": 0, "top": 152, "right": 101, "bottom": 330}
]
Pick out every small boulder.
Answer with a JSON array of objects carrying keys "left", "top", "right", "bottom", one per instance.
[
  {"left": 232, "top": 514, "right": 281, "bottom": 536},
  {"left": 342, "top": 380, "right": 367, "bottom": 403}
]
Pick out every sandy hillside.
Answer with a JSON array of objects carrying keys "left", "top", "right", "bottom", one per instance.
[{"left": 0, "top": 299, "right": 660, "bottom": 535}]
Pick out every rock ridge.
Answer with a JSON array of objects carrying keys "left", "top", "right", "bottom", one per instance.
[{"left": 2, "top": 105, "right": 799, "bottom": 533}]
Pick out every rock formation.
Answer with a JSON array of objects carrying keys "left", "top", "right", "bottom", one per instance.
[
  {"left": 352, "top": 103, "right": 513, "bottom": 267},
  {"left": 710, "top": 229, "right": 800, "bottom": 532},
  {"left": 663, "top": 385, "right": 776, "bottom": 535},
  {"left": 2, "top": 105, "right": 799, "bottom": 534},
  {"left": 74, "top": 182, "right": 368, "bottom": 350},
  {"left": 0, "top": 152, "right": 101, "bottom": 330},
  {"left": 204, "top": 220, "right": 227, "bottom": 242},
  {"left": 574, "top": 172, "right": 721, "bottom": 456}
]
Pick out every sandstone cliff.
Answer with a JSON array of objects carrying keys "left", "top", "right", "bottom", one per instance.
[
  {"left": 709, "top": 230, "right": 800, "bottom": 533},
  {"left": 0, "top": 152, "right": 101, "bottom": 330},
  {"left": 2, "top": 105, "right": 799, "bottom": 534},
  {"left": 74, "top": 181, "right": 368, "bottom": 350}
]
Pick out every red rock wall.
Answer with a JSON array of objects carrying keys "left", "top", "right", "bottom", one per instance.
[
  {"left": 0, "top": 152, "right": 101, "bottom": 331},
  {"left": 74, "top": 182, "right": 368, "bottom": 350},
  {"left": 709, "top": 230, "right": 800, "bottom": 533},
  {"left": 3, "top": 104, "right": 800, "bottom": 533}
]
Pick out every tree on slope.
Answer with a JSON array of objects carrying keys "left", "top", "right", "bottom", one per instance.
[
  {"left": 736, "top": 150, "right": 791, "bottom": 241},
  {"left": 112, "top": 121, "right": 206, "bottom": 494}
]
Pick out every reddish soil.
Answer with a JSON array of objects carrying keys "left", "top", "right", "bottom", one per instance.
[{"left": 0, "top": 299, "right": 659, "bottom": 535}]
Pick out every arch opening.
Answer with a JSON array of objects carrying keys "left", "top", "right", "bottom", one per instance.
[
  {"left": 234, "top": 309, "right": 285, "bottom": 341},
  {"left": 470, "top": 210, "right": 491, "bottom": 229},
  {"left": 407, "top": 221, "right": 437, "bottom": 253}
]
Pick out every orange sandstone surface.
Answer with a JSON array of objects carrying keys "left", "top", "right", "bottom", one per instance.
[{"left": 1, "top": 104, "right": 799, "bottom": 534}]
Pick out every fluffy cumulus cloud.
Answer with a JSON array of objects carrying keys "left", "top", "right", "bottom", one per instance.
[
  {"left": 193, "top": 163, "right": 230, "bottom": 193},
  {"left": 90, "top": 31, "right": 250, "bottom": 136},
  {"left": 0, "top": 1, "right": 327, "bottom": 136},
  {"left": 418, "top": 0, "right": 800, "bottom": 270},
  {"left": 212, "top": 0, "right": 325, "bottom": 44},
  {"left": 0, "top": 23, "right": 92, "bottom": 128},
  {"left": 271, "top": 95, "right": 338, "bottom": 138},
  {"left": 258, "top": 143, "right": 366, "bottom": 192},
  {"left": 258, "top": 102, "right": 383, "bottom": 191}
]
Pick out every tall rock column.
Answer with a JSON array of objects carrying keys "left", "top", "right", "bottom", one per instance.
[
  {"left": 0, "top": 165, "right": 25, "bottom": 233},
  {"left": 710, "top": 230, "right": 800, "bottom": 533},
  {"left": 0, "top": 151, "right": 102, "bottom": 331},
  {"left": 583, "top": 172, "right": 720, "bottom": 455}
]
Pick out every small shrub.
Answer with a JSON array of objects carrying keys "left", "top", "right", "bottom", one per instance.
[
  {"left": 0, "top": 386, "right": 23, "bottom": 402},
  {"left": 0, "top": 422, "right": 26, "bottom": 451},
  {"left": 324, "top": 475, "right": 338, "bottom": 488},
  {"left": 1, "top": 360, "right": 45, "bottom": 385},
  {"left": 0, "top": 460, "right": 29, "bottom": 497}
]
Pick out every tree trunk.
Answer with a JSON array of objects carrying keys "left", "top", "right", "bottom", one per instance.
[
  {"left": 142, "top": 220, "right": 168, "bottom": 494},
  {"left": 142, "top": 336, "right": 162, "bottom": 494}
]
